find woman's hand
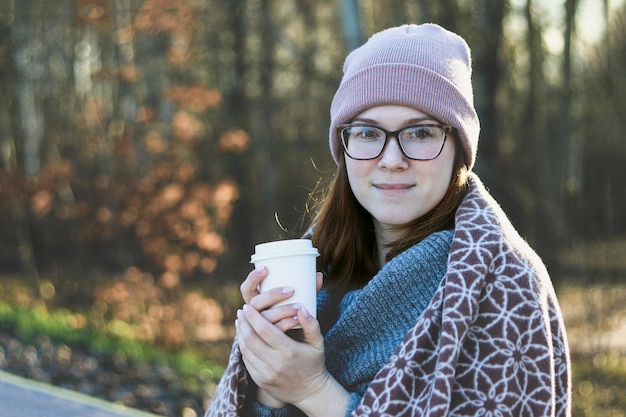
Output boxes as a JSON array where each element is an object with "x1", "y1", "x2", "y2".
[
  {"x1": 240, "y1": 267, "x2": 323, "y2": 332},
  {"x1": 236, "y1": 304, "x2": 349, "y2": 416},
  {"x1": 238, "y1": 267, "x2": 327, "y2": 409}
]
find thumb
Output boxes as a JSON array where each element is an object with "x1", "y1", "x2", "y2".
[{"x1": 297, "y1": 307, "x2": 323, "y2": 349}]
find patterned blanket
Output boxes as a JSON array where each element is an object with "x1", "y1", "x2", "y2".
[{"x1": 205, "y1": 173, "x2": 571, "y2": 417}]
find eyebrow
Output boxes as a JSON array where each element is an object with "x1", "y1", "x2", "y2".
[{"x1": 351, "y1": 116, "x2": 437, "y2": 125}]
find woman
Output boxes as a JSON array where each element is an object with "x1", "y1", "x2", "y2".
[{"x1": 206, "y1": 23, "x2": 571, "y2": 417}]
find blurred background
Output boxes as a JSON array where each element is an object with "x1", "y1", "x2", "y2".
[{"x1": 0, "y1": 0, "x2": 625, "y2": 416}]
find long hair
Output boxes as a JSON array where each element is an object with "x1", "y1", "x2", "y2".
[{"x1": 310, "y1": 133, "x2": 469, "y2": 290}]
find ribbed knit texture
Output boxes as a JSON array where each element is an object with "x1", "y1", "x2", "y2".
[
  {"x1": 243, "y1": 229, "x2": 453, "y2": 417},
  {"x1": 329, "y1": 24, "x2": 480, "y2": 169}
]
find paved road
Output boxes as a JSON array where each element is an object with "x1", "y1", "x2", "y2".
[{"x1": 0, "y1": 370, "x2": 160, "y2": 417}]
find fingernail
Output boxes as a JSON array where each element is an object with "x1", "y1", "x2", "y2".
[
  {"x1": 255, "y1": 266, "x2": 265, "y2": 274},
  {"x1": 237, "y1": 309, "x2": 242, "y2": 318},
  {"x1": 292, "y1": 303, "x2": 302, "y2": 310},
  {"x1": 243, "y1": 304, "x2": 250, "y2": 311},
  {"x1": 235, "y1": 319, "x2": 239, "y2": 328},
  {"x1": 300, "y1": 307, "x2": 311, "y2": 319},
  {"x1": 282, "y1": 286, "x2": 294, "y2": 294}
]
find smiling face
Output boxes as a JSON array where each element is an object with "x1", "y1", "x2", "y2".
[{"x1": 345, "y1": 105, "x2": 456, "y2": 244}]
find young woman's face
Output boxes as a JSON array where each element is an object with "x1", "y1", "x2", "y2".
[{"x1": 345, "y1": 105, "x2": 456, "y2": 235}]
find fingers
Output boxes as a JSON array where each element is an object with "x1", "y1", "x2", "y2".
[
  {"x1": 242, "y1": 268, "x2": 323, "y2": 306},
  {"x1": 253, "y1": 302, "x2": 301, "y2": 332},
  {"x1": 240, "y1": 303, "x2": 321, "y2": 352},
  {"x1": 249, "y1": 286, "x2": 295, "y2": 312},
  {"x1": 237, "y1": 304, "x2": 328, "y2": 407},
  {"x1": 297, "y1": 307, "x2": 324, "y2": 350},
  {"x1": 237, "y1": 311, "x2": 291, "y2": 401},
  {"x1": 238, "y1": 304, "x2": 288, "y2": 351},
  {"x1": 241, "y1": 268, "x2": 323, "y2": 334},
  {"x1": 236, "y1": 310, "x2": 268, "y2": 379},
  {"x1": 240, "y1": 266, "x2": 267, "y2": 304}
]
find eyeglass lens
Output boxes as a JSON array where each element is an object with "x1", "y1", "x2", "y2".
[{"x1": 341, "y1": 125, "x2": 446, "y2": 160}]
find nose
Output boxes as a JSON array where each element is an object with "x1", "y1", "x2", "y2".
[{"x1": 378, "y1": 136, "x2": 408, "y2": 170}]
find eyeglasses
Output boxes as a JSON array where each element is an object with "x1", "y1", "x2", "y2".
[{"x1": 339, "y1": 124, "x2": 452, "y2": 161}]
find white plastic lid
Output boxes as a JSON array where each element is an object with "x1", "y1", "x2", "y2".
[{"x1": 250, "y1": 239, "x2": 319, "y2": 263}]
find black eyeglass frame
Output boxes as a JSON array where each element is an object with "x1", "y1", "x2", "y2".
[{"x1": 338, "y1": 123, "x2": 454, "y2": 161}]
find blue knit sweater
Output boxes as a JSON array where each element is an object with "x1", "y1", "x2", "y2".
[{"x1": 243, "y1": 229, "x2": 453, "y2": 417}]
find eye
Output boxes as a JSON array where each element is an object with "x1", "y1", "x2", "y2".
[
  {"x1": 403, "y1": 126, "x2": 436, "y2": 139},
  {"x1": 402, "y1": 126, "x2": 433, "y2": 138},
  {"x1": 349, "y1": 126, "x2": 384, "y2": 141}
]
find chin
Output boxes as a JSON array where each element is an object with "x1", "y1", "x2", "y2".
[{"x1": 377, "y1": 215, "x2": 424, "y2": 229}]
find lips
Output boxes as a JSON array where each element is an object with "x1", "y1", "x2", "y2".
[{"x1": 374, "y1": 183, "x2": 415, "y2": 190}]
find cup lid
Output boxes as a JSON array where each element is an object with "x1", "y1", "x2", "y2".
[{"x1": 250, "y1": 239, "x2": 319, "y2": 263}]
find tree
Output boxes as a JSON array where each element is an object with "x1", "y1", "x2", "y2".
[{"x1": 0, "y1": 0, "x2": 624, "y2": 286}]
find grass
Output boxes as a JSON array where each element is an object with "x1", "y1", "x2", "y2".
[{"x1": 0, "y1": 301, "x2": 224, "y2": 382}]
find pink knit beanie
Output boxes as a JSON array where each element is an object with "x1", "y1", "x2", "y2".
[{"x1": 329, "y1": 23, "x2": 480, "y2": 169}]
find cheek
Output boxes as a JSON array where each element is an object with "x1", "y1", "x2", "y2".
[
  {"x1": 416, "y1": 149, "x2": 455, "y2": 204},
  {"x1": 345, "y1": 159, "x2": 371, "y2": 204},
  {"x1": 434, "y1": 158, "x2": 456, "y2": 201},
  {"x1": 345, "y1": 159, "x2": 365, "y2": 187},
  {"x1": 434, "y1": 168, "x2": 453, "y2": 201},
  {"x1": 434, "y1": 142, "x2": 456, "y2": 185}
]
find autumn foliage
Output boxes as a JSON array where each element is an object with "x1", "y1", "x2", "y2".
[{"x1": 0, "y1": 1, "x2": 254, "y2": 352}]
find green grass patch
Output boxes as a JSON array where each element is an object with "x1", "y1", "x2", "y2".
[{"x1": 0, "y1": 302, "x2": 224, "y2": 382}]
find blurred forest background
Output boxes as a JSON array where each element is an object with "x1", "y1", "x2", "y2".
[{"x1": 0, "y1": 0, "x2": 625, "y2": 416}]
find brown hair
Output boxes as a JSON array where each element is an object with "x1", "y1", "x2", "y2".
[{"x1": 309, "y1": 133, "x2": 469, "y2": 290}]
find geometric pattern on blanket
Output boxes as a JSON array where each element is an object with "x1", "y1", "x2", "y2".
[{"x1": 353, "y1": 174, "x2": 571, "y2": 416}]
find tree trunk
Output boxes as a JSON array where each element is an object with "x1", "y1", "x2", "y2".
[
  {"x1": 526, "y1": 0, "x2": 568, "y2": 270},
  {"x1": 473, "y1": 0, "x2": 505, "y2": 179},
  {"x1": 255, "y1": 0, "x2": 279, "y2": 239},
  {"x1": 340, "y1": 0, "x2": 362, "y2": 52},
  {"x1": 13, "y1": 0, "x2": 44, "y2": 177},
  {"x1": 564, "y1": 0, "x2": 582, "y2": 196},
  {"x1": 2, "y1": 0, "x2": 40, "y2": 284}
]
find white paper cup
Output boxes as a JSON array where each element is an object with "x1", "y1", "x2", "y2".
[{"x1": 250, "y1": 239, "x2": 319, "y2": 325}]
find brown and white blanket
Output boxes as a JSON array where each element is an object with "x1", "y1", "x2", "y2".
[{"x1": 205, "y1": 173, "x2": 571, "y2": 417}]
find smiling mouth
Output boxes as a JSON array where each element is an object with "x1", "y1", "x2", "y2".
[{"x1": 374, "y1": 183, "x2": 414, "y2": 190}]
